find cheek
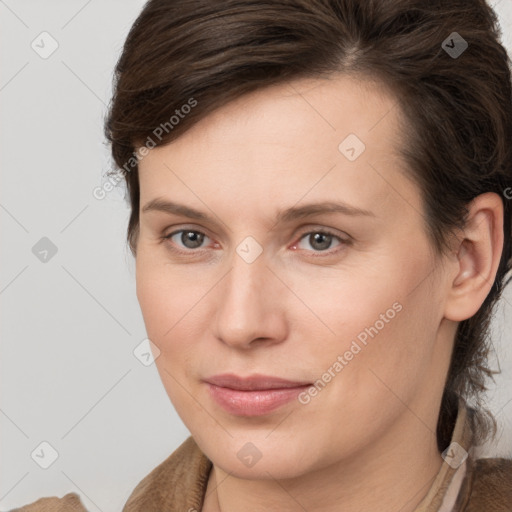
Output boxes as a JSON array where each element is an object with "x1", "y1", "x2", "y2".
[
  {"x1": 291, "y1": 252, "x2": 439, "y2": 391},
  {"x1": 135, "y1": 251, "x2": 187, "y2": 349},
  {"x1": 135, "y1": 249, "x2": 213, "y2": 370},
  {"x1": 135, "y1": 256, "x2": 202, "y2": 412},
  {"x1": 289, "y1": 267, "x2": 405, "y2": 353}
]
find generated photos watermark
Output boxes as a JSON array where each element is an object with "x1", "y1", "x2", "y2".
[
  {"x1": 93, "y1": 97, "x2": 197, "y2": 201},
  {"x1": 298, "y1": 301, "x2": 403, "y2": 404}
]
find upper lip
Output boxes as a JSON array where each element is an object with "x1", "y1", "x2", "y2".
[{"x1": 204, "y1": 373, "x2": 312, "y2": 391}]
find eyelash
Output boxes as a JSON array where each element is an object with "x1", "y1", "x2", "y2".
[{"x1": 161, "y1": 227, "x2": 350, "y2": 257}]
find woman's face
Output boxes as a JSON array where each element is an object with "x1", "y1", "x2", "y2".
[{"x1": 136, "y1": 75, "x2": 455, "y2": 479}]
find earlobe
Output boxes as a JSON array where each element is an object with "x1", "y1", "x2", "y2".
[{"x1": 444, "y1": 193, "x2": 504, "y2": 322}]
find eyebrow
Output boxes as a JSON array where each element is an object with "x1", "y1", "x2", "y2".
[{"x1": 142, "y1": 198, "x2": 375, "y2": 225}]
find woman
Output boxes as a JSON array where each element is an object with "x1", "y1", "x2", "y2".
[{"x1": 12, "y1": 0, "x2": 512, "y2": 510}]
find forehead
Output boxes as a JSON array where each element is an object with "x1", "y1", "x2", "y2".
[
  {"x1": 137, "y1": 74, "x2": 419, "y2": 225},
  {"x1": 163, "y1": 74, "x2": 402, "y2": 157}
]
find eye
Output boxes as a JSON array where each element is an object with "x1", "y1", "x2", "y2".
[
  {"x1": 162, "y1": 227, "x2": 349, "y2": 257},
  {"x1": 293, "y1": 229, "x2": 347, "y2": 254},
  {"x1": 163, "y1": 229, "x2": 212, "y2": 252}
]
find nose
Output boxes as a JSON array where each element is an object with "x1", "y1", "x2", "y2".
[{"x1": 213, "y1": 248, "x2": 288, "y2": 349}]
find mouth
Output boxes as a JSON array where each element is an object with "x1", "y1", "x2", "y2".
[{"x1": 203, "y1": 373, "x2": 312, "y2": 416}]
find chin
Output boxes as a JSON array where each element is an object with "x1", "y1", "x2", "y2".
[{"x1": 194, "y1": 429, "x2": 321, "y2": 480}]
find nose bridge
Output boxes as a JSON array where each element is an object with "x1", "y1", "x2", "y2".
[
  {"x1": 221, "y1": 245, "x2": 267, "y2": 320},
  {"x1": 214, "y1": 241, "x2": 283, "y2": 347}
]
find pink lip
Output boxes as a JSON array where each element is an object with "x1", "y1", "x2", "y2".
[{"x1": 203, "y1": 373, "x2": 312, "y2": 416}]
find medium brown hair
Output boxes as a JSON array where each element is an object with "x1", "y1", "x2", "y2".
[{"x1": 105, "y1": 0, "x2": 512, "y2": 450}]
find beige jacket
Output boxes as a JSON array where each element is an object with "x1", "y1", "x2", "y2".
[{"x1": 9, "y1": 404, "x2": 512, "y2": 511}]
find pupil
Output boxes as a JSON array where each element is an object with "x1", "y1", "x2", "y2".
[
  {"x1": 183, "y1": 231, "x2": 203, "y2": 248},
  {"x1": 312, "y1": 233, "x2": 331, "y2": 250}
]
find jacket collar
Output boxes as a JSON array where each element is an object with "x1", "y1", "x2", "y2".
[{"x1": 414, "y1": 400, "x2": 472, "y2": 511}]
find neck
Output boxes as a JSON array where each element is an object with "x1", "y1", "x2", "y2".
[{"x1": 203, "y1": 410, "x2": 444, "y2": 512}]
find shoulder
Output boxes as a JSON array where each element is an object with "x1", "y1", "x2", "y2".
[
  {"x1": 465, "y1": 457, "x2": 512, "y2": 511},
  {"x1": 7, "y1": 492, "x2": 88, "y2": 512},
  {"x1": 4, "y1": 438, "x2": 210, "y2": 512},
  {"x1": 122, "y1": 436, "x2": 212, "y2": 512}
]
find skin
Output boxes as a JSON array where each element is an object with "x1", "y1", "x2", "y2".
[{"x1": 135, "y1": 74, "x2": 503, "y2": 512}]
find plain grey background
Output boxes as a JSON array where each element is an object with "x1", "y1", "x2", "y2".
[{"x1": 1, "y1": 1, "x2": 511, "y2": 511}]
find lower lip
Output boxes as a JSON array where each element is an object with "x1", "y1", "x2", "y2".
[{"x1": 206, "y1": 383, "x2": 311, "y2": 416}]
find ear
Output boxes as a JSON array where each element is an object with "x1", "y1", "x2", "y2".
[{"x1": 443, "y1": 192, "x2": 504, "y2": 322}]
